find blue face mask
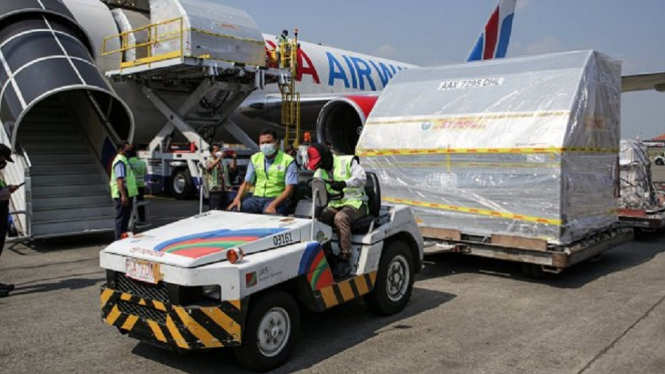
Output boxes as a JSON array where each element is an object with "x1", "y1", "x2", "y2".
[{"x1": 260, "y1": 143, "x2": 276, "y2": 156}]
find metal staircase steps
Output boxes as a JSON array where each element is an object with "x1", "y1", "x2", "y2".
[
  {"x1": 33, "y1": 204, "x2": 115, "y2": 222},
  {"x1": 17, "y1": 98, "x2": 116, "y2": 238},
  {"x1": 32, "y1": 183, "x2": 109, "y2": 197},
  {"x1": 31, "y1": 163, "x2": 100, "y2": 175},
  {"x1": 33, "y1": 194, "x2": 112, "y2": 209},
  {"x1": 29, "y1": 153, "x2": 97, "y2": 164},
  {"x1": 30, "y1": 217, "x2": 117, "y2": 238},
  {"x1": 21, "y1": 142, "x2": 90, "y2": 153}
]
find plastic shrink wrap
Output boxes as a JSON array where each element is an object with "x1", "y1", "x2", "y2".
[
  {"x1": 357, "y1": 51, "x2": 621, "y2": 245},
  {"x1": 619, "y1": 140, "x2": 661, "y2": 211},
  {"x1": 150, "y1": 0, "x2": 265, "y2": 66}
]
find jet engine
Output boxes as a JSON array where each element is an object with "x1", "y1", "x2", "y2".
[{"x1": 315, "y1": 95, "x2": 378, "y2": 155}]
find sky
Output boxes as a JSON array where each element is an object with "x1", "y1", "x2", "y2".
[{"x1": 218, "y1": 0, "x2": 665, "y2": 139}]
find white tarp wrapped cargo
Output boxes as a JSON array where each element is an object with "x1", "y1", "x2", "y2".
[
  {"x1": 150, "y1": 0, "x2": 266, "y2": 66},
  {"x1": 619, "y1": 139, "x2": 661, "y2": 210},
  {"x1": 357, "y1": 50, "x2": 621, "y2": 244}
]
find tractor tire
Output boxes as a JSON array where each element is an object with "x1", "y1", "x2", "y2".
[
  {"x1": 234, "y1": 291, "x2": 300, "y2": 372},
  {"x1": 364, "y1": 240, "x2": 415, "y2": 316}
]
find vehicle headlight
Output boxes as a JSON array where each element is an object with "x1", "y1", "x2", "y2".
[{"x1": 201, "y1": 285, "x2": 221, "y2": 300}]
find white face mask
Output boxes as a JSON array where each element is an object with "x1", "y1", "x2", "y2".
[
  {"x1": 260, "y1": 143, "x2": 276, "y2": 156},
  {"x1": 214, "y1": 151, "x2": 223, "y2": 158}
]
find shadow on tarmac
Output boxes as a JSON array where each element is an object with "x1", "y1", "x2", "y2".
[
  {"x1": 6, "y1": 231, "x2": 114, "y2": 254},
  {"x1": 10, "y1": 276, "x2": 104, "y2": 296},
  {"x1": 420, "y1": 229, "x2": 665, "y2": 289},
  {"x1": 5, "y1": 196, "x2": 200, "y2": 255},
  {"x1": 130, "y1": 287, "x2": 455, "y2": 373}
]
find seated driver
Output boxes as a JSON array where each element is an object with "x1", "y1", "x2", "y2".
[
  {"x1": 307, "y1": 143, "x2": 367, "y2": 277},
  {"x1": 228, "y1": 129, "x2": 297, "y2": 215}
]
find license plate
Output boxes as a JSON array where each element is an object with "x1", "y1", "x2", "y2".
[{"x1": 125, "y1": 259, "x2": 161, "y2": 284}]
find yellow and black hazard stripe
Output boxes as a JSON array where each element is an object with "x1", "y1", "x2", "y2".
[
  {"x1": 100, "y1": 287, "x2": 245, "y2": 350},
  {"x1": 313, "y1": 272, "x2": 377, "y2": 310}
]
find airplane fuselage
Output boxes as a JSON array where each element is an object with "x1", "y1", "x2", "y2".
[{"x1": 261, "y1": 33, "x2": 415, "y2": 94}]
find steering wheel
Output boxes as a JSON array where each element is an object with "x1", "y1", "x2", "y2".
[{"x1": 306, "y1": 178, "x2": 344, "y2": 201}]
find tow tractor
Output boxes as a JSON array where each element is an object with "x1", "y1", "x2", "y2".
[{"x1": 99, "y1": 173, "x2": 423, "y2": 371}]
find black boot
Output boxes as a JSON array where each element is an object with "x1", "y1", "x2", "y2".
[
  {"x1": 0, "y1": 283, "x2": 14, "y2": 291},
  {"x1": 332, "y1": 252, "x2": 352, "y2": 280}
]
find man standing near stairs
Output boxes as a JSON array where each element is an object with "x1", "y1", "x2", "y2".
[
  {"x1": 127, "y1": 147, "x2": 147, "y2": 225},
  {"x1": 110, "y1": 141, "x2": 138, "y2": 240},
  {"x1": 0, "y1": 144, "x2": 19, "y2": 297}
]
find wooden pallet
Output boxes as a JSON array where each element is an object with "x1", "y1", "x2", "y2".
[{"x1": 422, "y1": 225, "x2": 634, "y2": 272}]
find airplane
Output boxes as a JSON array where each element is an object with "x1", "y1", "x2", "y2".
[
  {"x1": 89, "y1": 0, "x2": 518, "y2": 155},
  {"x1": 241, "y1": 0, "x2": 518, "y2": 154}
]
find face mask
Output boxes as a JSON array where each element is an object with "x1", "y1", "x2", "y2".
[
  {"x1": 260, "y1": 143, "x2": 276, "y2": 156},
  {"x1": 214, "y1": 151, "x2": 223, "y2": 158}
]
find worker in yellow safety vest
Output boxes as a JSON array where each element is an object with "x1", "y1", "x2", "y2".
[
  {"x1": 127, "y1": 147, "x2": 147, "y2": 224},
  {"x1": 110, "y1": 141, "x2": 138, "y2": 240},
  {"x1": 276, "y1": 29, "x2": 290, "y2": 68},
  {"x1": 228, "y1": 129, "x2": 297, "y2": 215},
  {"x1": 307, "y1": 143, "x2": 367, "y2": 277},
  {"x1": 0, "y1": 143, "x2": 19, "y2": 298}
]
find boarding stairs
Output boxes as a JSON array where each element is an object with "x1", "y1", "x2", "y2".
[{"x1": 18, "y1": 97, "x2": 115, "y2": 238}]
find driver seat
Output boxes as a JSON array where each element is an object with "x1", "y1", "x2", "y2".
[{"x1": 351, "y1": 172, "x2": 381, "y2": 234}]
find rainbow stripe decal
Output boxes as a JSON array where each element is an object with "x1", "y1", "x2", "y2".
[
  {"x1": 299, "y1": 242, "x2": 335, "y2": 290},
  {"x1": 154, "y1": 228, "x2": 286, "y2": 259}
]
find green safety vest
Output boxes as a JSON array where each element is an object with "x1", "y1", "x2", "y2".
[
  {"x1": 206, "y1": 158, "x2": 231, "y2": 192},
  {"x1": 314, "y1": 155, "x2": 366, "y2": 210},
  {"x1": 276, "y1": 35, "x2": 289, "y2": 45},
  {"x1": 128, "y1": 156, "x2": 147, "y2": 188},
  {"x1": 251, "y1": 150, "x2": 293, "y2": 198},
  {"x1": 110, "y1": 154, "x2": 138, "y2": 199},
  {"x1": 0, "y1": 177, "x2": 6, "y2": 205}
]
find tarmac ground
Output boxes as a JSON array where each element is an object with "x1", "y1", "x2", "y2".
[{"x1": 0, "y1": 196, "x2": 664, "y2": 374}]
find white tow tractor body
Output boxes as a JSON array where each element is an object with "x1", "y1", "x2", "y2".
[{"x1": 99, "y1": 174, "x2": 423, "y2": 371}]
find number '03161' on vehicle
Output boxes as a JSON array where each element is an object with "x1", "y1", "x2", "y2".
[{"x1": 273, "y1": 232, "x2": 294, "y2": 246}]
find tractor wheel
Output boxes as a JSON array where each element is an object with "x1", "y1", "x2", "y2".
[
  {"x1": 234, "y1": 291, "x2": 300, "y2": 372},
  {"x1": 364, "y1": 240, "x2": 415, "y2": 316}
]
